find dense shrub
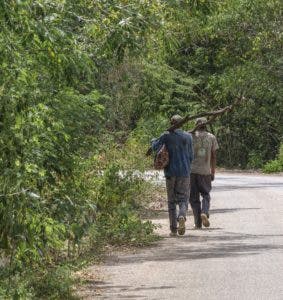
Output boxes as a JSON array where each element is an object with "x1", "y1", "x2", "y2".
[
  {"x1": 263, "y1": 144, "x2": 283, "y2": 173},
  {"x1": 0, "y1": 1, "x2": 161, "y2": 297}
]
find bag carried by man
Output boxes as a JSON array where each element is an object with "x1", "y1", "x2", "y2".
[{"x1": 154, "y1": 144, "x2": 169, "y2": 169}]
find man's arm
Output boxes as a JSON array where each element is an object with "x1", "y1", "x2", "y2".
[
  {"x1": 210, "y1": 135, "x2": 219, "y2": 181},
  {"x1": 210, "y1": 150, "x2": 216, "y2": 181},
  {"x1": 151, "y1": 134, "x2": 165, "y2": 152},
  {"x1": 189, "y1": 134, "x2": 194, "y2": 164}
]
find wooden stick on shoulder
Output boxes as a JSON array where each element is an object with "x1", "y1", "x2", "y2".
[{"x1": 145, "y1": 96, "x2": 245, "y2": 156}]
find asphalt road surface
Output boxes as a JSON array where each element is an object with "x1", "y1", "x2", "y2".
[{"x1": 81, "y1": 172, "x2": 283, "y2": 300}]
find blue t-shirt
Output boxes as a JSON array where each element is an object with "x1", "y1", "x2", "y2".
[{"x1": 151, "y1": 129, "x2": 194, "y2": 177}]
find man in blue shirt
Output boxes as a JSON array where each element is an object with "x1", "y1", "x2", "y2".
[{"x1": 151, "y1": 115, "x2": 194, "y2": 236}]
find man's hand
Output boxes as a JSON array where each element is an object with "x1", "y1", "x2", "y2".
[{"x1": 211, "y1": 173, "x2": 215, "y2": 181}]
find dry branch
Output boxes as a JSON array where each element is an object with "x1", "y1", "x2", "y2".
[{"x1": 146, "y1": 96, "x2": 244, "y2": 156}]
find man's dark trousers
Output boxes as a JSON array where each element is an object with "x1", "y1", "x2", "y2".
[{"x1": 189, "y1": 173, "x2": 212, "y2": 227}]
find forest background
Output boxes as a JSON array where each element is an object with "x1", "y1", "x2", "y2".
[{"x1": 0, "y1": 0, "x2": 282, "y2": 298}]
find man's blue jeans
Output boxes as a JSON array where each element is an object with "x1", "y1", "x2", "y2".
[{"x1": 166, "y1": 176, "x2": 190, "y2": 232}]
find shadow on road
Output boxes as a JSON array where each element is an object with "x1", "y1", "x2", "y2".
[
  {"x1": 86, "y1": 231, "x2": 283, "y2": 299},
  {"x1": 214, "y1": 182, "x2": 283, "y2": 192},
  {"x1": 209, "y1": 207, "x2": 260, "y2": 214},
  {"x1": 149, "y1": 207, "x2": 260, "y2": 220},
  {"x1": 104, "y1": 232, "x2": 283, "y2": 266},
  {"x1": 81, "y1": 281, "x2": 174, "y2": 299}
]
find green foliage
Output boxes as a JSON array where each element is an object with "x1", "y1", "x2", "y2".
[
  {"x1": 0, "y1": 270, "x2": 35, "y2": 299},
  {"x1": 98, "y1": 203, "x2": 158, "y2": 247},
  {"x1": 32, "y1": 266, "x2": 76, "y2": 300},
  {"x1": 83, "y1": 0, "x2": 164, "y2": 62},
  {"x1": 1, "y1": 0, "x2": 160, "y2": 297},
  {"x1": 263, "y1": 144, "x2": 283, "y2": 173},
  {"x1": 100, "y1": 0, "x2": 282, "y2": 168},
  {"x1": 159, "y1": 0, "x2": 282, "y2": 168},
  {"x1": 247, "y1": 151, "x2": 264, "y2": 169},
  {"x1": 263, "y1": 160, "x2": 283, "y2": 173},
  {"x1": 93, "y1": 160, "x2": 156, "y2": 213},
  {"x1": 0, "y1": 0, "x2": 282, "y2": 297},
  {"x1": 138, "y1": 63, "x2": 199, "y2": 118},
  {"x1": 81, "y1": 161, "x2": 159, "y2": 247},
  {"x1": 0, "y1": 265, "x2": 76, "y2": 300}
]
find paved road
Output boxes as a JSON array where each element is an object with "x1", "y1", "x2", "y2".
[{"x1": 81, "y1": 173, "x2": 283, "y2": 300}]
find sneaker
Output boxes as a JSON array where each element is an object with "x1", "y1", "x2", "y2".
[
  {"x1": 169, "y1": 231, "x2": 177, "y2": 237},
  {"x1": 201, "y1": 213, "x2": 210, "y2": 227},
  {"x1": 178, "y1": 216, "x2": 186, "y2": 235}
]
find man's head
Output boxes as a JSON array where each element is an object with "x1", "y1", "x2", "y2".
[
  {"x1": 195, "y1": 117, "x2": 207, "y2": 130},
  {"x1": 170, "y1": 114, "x2": 183, "y2": 125}
]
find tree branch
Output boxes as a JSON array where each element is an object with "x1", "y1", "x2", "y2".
[{"x1": 145, "y1": 96, "x2": 245, "y2": 156}]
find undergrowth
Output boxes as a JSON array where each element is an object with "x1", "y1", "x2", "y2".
[
  {"x1": 263, "y1": 144, "x2": 283, "y2": 173},
  {"x1": 0, "y1": 151, "x2": 158, "y2": 299}
]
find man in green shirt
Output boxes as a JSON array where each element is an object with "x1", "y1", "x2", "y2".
[{"x1": 189, "y1": 117, "x2": 219, "y2": 228}]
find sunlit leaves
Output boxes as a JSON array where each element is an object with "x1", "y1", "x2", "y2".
[{"x1": 0, "y1": 0, "x2": 104, "y2": 266}]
